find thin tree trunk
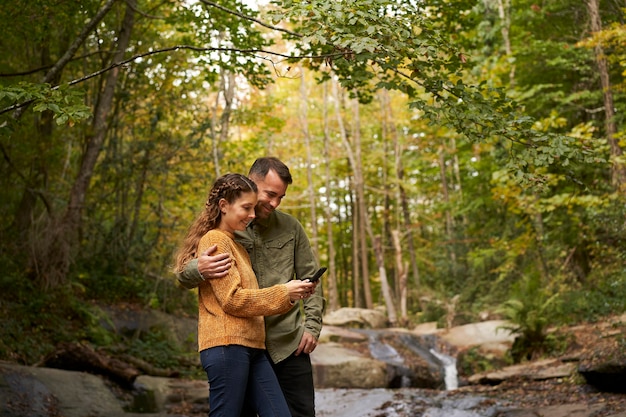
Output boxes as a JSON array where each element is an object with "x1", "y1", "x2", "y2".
[
  {"x1": 438, "y1": 146, "x2": 457, "y2": 272},
  {"x1": 586, "y1": 0, "x2": 625, "y2": 191},
  {"x1": 322, "y1": 81, "x2": 339, "y2": 311},
  {"x1": 350, "y1": 97, "x2": 373, "y2": 309},
  {"x1": 299, "y1": 64, "x2": 319, "y2": 259}
]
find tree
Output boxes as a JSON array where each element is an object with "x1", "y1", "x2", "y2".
[{"x1": 586, "y1": 0, "x2": 625, "y2": 191}]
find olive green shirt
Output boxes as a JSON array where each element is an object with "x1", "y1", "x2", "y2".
[{"x1": 178, "y1": 209, "x2": 325, "y2": 364}]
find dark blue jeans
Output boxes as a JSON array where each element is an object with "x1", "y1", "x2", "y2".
[
  {"x1": 200, "y1": 345, "x2": 291, "y2": 417},
  {"x1": 241, "y1": 352, "x2": 315, "y2": 417}
]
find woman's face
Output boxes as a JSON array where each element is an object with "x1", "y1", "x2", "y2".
[{"x1": 219, "y1": 191, "x2": 257, "y2": 233}]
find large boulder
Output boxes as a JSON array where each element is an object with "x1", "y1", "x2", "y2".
[
  {"x1": 310, "y1": 343, "x2": 388, "y2": 388},
  {"x1": 0, "y1": 361, "x2": 125, "y2": 417},
  {"x1": 323, "y1": 307, "x2": 387, "y2": 329},
  {"x1": 0, "y1": 361, "x2": 209, "y2": 417},
  {"x1": 437, "y1": 320, "x2": 515, "y2": 350}
]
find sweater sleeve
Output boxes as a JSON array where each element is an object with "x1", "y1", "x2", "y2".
[{"x1": 198, "y1": 234, "x2": 294, "y2": 318}]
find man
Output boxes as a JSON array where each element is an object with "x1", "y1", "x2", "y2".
[{"x1": 178, "y1": 157, "x2": 325, "y2": 417}]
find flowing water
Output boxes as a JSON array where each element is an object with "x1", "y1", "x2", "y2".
[{"x1": 430, "y1": 348, "x2": 459, "y2": 390}]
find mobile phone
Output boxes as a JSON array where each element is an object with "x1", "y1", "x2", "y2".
[{"x1": 308, "y1": 267, "x2": 327, "y2": 283}]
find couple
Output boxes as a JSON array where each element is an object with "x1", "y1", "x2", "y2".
[{"x1": 174, "y1": 157, "x2": 325, "y2": 417}]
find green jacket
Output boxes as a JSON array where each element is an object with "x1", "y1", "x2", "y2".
[{"x1": 178, "y1": 209, "x2": 325, "y2": 364}]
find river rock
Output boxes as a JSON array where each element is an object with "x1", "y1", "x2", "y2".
[
  {"x1": 132, "y1": 375, "x2": 208, "y2": 414},
  {"x1": 578, "y1": 359, "x2": 626, "y2": 393},
  {"x1": 467, "y1": 359, "x2": 577, "y2": 385}
]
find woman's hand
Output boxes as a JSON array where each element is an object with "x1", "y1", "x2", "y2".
[{"x1": 285, "y1": 280, "x2": 316, "y2": 303}]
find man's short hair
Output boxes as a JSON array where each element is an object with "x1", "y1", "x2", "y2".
[{"x1": 249, "y1": 157, "x2": 293, "y2": 185}]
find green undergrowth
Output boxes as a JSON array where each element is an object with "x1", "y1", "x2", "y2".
[{"x1": 0, "y1": 271, "x2": 201, "y2": 378}]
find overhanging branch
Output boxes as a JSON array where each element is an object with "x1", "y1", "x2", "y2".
[{"x1": 0, "y1": 45, "x2": 344, "y2": 117}]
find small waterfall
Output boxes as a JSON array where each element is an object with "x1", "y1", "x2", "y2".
[
  {"x1": 357, "y1": 330, "x2": 457, "y2": 389},
  {"x1": 430, "y1": 348, "x2": 458, "y2": 390},
  {"x1": 367, "y1": 334, "x2": 413, "y2": 387}
]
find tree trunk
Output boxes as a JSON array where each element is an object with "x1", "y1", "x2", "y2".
[
  {"x1": 496, "y1": 0, "x2": 515, "y2": 85},
  {"x1": 37, "y1": 0, "x2": 136, "y2": 287},
  {"x1": 210, "y1": 65, "x2": 236, "y2": 178},
  {"x1": 438, "y1": 146, "x2": 457, "y2": 274},
  {"x1": 351, "y1": 97, "x2": 373, "y2": 309},
  {"x1": 391, "y1": 230, "x2": 408, "y2": 324},
  {"x1": 379, "y1": 89, "x2": 421, "y2": 289},
  {"x1": 14, "y1": 0, "x2": 116, "y2": 282},
  {"x1": 322, "y1": 81, "x2": 339, "y2": 311},
  {"x1": 586, "y1": 0, "x2": 625, "y2": 191},
  {"x1": 374, "y1": 236, "x2": 397, "y2": 325}
]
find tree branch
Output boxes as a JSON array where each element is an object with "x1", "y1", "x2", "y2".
[
  {"x1": 0, "y1": 50, "x2": 117, "y2": 78},
  {"x1": 199, "y1": 0, "x2": 303, "y2": 38}
]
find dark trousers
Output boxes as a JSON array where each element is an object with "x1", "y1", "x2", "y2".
[
  {"x1": 200, "y1": 345, "x2": 291, "y2": 417},
  {"x1": 241, "y1": 352, "x2": 316, "y2": 417}
]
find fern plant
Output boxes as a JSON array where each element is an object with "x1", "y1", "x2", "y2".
[{"x1": 498, "y1": 291, "x2": 561, "y2": 363}]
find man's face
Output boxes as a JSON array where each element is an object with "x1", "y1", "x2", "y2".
[{"x1": 250, "y1": 169, "x2": 288, "y2": 219}]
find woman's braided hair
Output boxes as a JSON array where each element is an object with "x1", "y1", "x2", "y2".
[{"x1": 174, "y1": 173, "x2": 257, "y2": 273}]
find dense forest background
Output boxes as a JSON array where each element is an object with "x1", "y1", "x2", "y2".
[{"x1": 1, "y1": 0, "x2": 625, "y2": 371}]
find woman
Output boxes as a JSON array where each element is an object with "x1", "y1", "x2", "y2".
[{"x1": 174, "y1": 173, "x2": 314, "y2": 417}]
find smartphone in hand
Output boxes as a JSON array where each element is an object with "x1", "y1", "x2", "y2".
[{"x1": 308, "y1": 267, "x2": 327, "y2": 283}]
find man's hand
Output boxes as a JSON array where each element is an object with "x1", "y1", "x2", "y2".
[
  {"x1": 295, "y1": 331, "x2": 318, "y2": 356},
  {"x1": 198, "y1": 245, "x2": 231, "y2": 279}
]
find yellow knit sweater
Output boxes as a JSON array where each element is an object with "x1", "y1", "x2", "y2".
[{"x1": 196, "y1": 229, "x2": 294, "y2": 352}]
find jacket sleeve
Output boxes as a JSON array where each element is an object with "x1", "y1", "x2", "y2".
[
  {"x1": 176, "y1": 258, "x2": 205, "y2": 289},
  {"x1": 294, "y1": 222, "x2": 326, "y2": 339}
]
